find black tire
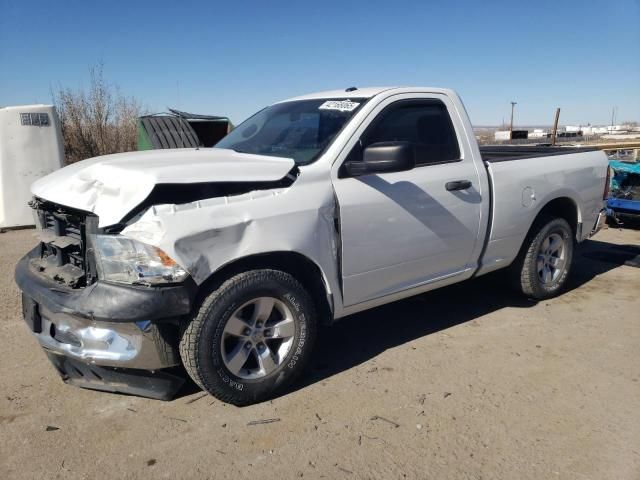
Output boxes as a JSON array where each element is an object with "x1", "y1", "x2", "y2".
[
  {"x1": 179, "y1": 269, "x2": 317, "y2": 406},
  {"x1": 511, "y1": 216, "x2": 574, "y2": 300}
]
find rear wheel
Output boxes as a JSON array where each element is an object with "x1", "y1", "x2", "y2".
[
  {"x1": 512, "y1": 216, "x2": 574, "y2": 299},
  {"x1": 179, "y1": 269, "x2": 316, "y2": 406}
]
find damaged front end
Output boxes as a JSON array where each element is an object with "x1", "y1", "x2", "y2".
[
  {"x1": 16, "y1": 199, "x2": 197, "y2": 400},
  {"x1": 16, "y1": 131, "x2": 339, "y2": 402},
  {"x1": 607, "y1": 160, "x2": 640, "y2": 222},
  {"x1": 16, "y1": 166, "x2": 309, "y2": 400}
]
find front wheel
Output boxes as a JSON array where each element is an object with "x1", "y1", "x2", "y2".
[
  {"x1": 179, "y1": 269, "x2": 316, "y2": 406},
  {"x1": 512, "y1": 216, "x2": 574, "y2": 300}
]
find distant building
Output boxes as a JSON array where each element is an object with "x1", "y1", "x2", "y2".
[
  {"x1": 558, "y1": 131, "x2": 582, "y2": 138},
  {"x1": 606, "y1": 125, "x2": 629, "y2": 134},
  {"x1": 529, "y1": 129, "x2": 549, "y2": 138},
  {"x1": 551, "y1": 125, "x2": 638, "y2": 136},
  {"x1": 495, "y1": 130, "x2": 528, "y2": 140}
]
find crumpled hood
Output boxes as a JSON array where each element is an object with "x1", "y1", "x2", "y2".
[{"x1": 31, "y1": 148, "x2": 295, "y2": 227}]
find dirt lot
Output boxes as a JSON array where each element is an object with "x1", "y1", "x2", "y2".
[{"x1": 1, "y1": 226, "x2": 639, "y2": 479}]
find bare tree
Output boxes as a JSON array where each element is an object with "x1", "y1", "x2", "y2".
[{"x1": 53, "y1": 63, "x2": 144, "y2": 164}]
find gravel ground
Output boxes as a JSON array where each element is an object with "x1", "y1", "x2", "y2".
[{"x1": 1, "y1": 226, "x2": 639, "y2": 480}]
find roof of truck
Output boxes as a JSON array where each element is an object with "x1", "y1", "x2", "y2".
[
  {"x1": 279, "y1": 86, "x2": 453, "y2": 103},
  {"x1": 281, "y1": 87, "x2": 397, "y2": 102}
]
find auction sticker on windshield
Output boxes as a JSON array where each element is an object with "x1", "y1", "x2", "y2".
[{"x1": 318, "y1": 100, "x2": 360, "y2": 112}]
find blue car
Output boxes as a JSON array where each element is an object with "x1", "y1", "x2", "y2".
[{"x1": 607, "y1": 160, "x2": 640, "y2": 221}]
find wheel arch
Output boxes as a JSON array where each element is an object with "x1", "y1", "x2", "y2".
[
  {"x1": 531, "y1": 196, "x2": 580, "y2": 239},
  {"x1": 509, "y1": 196, "x2": 580, "y2": 268},
  {"x1": 196, "y1": 251, "x2": 334, "y2": 324}
]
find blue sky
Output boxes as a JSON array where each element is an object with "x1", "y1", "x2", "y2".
[{"x1": 1, "y1": 0, "x2": 638, "y2": 126}]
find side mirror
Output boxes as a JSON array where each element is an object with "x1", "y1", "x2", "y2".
[{"x1": 344, "y1": 141, "x2": 415, "y2": 177}]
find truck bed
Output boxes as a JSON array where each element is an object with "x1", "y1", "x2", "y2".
[
  {"x1": 477, "y1": 147, "x2": 608, "y2": 276},
  {"x1": 480, "y1": 145, "x2": 599, "y2": 162}
]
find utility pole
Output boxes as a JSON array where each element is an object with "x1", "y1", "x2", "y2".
[
  {"x1": 551, "y1": 107, "x2": 561, "y2": 146},
  {"x1": 509, "y1": 101, "x2": 517, "y2": 142}
]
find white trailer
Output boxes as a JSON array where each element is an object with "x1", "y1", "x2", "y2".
[{"x1": 0, "y1": 105, "x2": 64, "y2": 228}]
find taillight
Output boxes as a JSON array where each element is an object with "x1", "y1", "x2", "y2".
[{"x1": 603, "y1": 165, "x2": 611, "y2": 200}]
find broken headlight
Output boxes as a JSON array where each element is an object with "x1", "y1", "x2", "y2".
[{"x1": 93, "y1": 235, "x2": 189, "y2": 286}]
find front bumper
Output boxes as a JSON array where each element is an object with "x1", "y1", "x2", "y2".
[
  {"x1": 24, "y1": 300, "x2": 180, "y2": 370},
  {"x1": 15, "y1": 247, "x2": 196, "y2": 399}
]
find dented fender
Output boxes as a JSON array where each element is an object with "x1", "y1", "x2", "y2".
[{"x1": 121, "y1": 166, "x2": 343, "y2": 316}]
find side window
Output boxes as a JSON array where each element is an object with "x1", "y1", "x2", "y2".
[{"x1": 363, "y1": 100, "x2": 461, "y2": 165}]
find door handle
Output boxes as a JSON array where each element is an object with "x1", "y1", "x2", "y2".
[{"x1": 445, "y1": 180, "x2": 472, "y2": 191}]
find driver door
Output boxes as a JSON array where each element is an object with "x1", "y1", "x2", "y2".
[{"x1": 332, "y1": 94, "x2": 483, "y2": 307}]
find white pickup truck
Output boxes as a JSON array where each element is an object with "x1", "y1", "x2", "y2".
[{"x1": 15, "y1": 87, "x2": 608, "y2": 405}]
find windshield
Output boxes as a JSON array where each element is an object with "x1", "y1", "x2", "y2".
[{"x1": 214, "y1": 98, "x2": 367, "y2": 165}]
